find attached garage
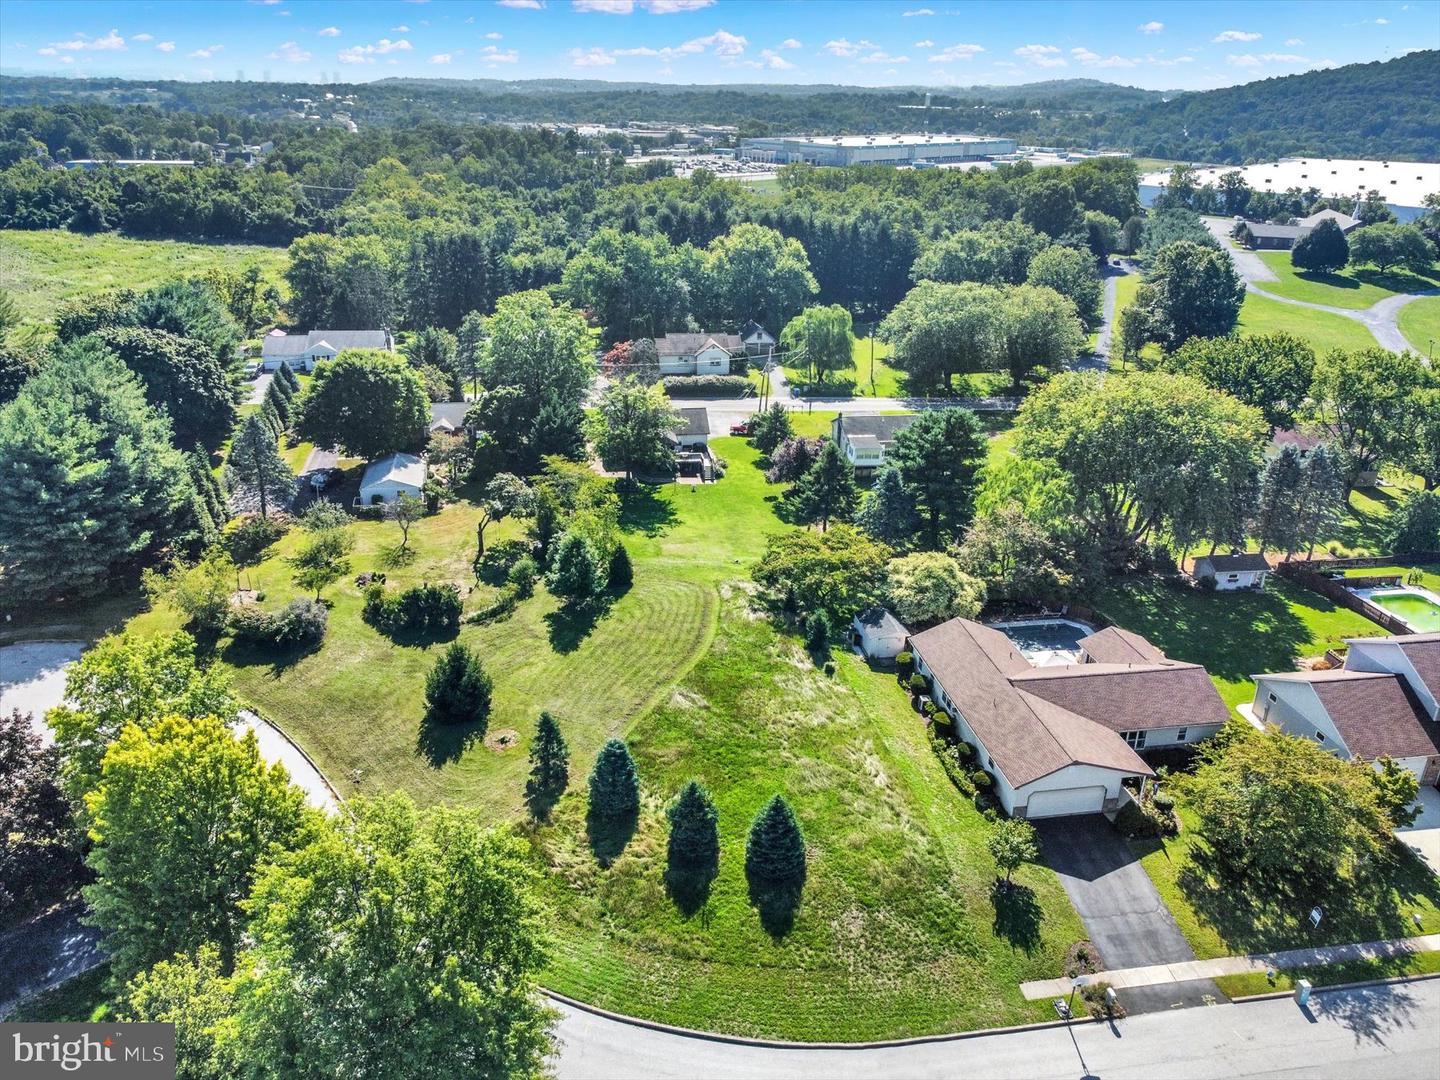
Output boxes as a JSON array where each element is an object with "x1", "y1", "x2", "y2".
[{"x1": 1023, "y1": 785, "x2": 1108, "y2": 819}]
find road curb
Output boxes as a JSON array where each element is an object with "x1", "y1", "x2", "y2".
[
  {"x1": 1225, "y1": 969, "x2": 1440, "y2": 1002},
  {"x1": 239, "y1": 706, "x2": 346, "y2": 811},
  {"x1": 542, "y1": 988, "x2": 1097, "y2": 1049}
]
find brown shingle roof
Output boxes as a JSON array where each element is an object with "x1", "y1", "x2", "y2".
[
  {"x1": 1393, "y1": 637, "x2": 1440, "y2": 704},
  {"x1": 1306, "y1": 671, "x2": 1440, "y2": 760},
  {"x1": 1078, "y1": 626, "x2": 1167, "y2": 666},
  {"x1": 1011, "y1": 663, "x2": 1232, "y2": 732}
]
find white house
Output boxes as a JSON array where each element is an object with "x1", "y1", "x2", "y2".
[
  {"x1": 655, "y1": 333, "x2": 741, "y2": 377},
  {"x1": 429, "y1": 402, "x2": 470, "y2": 435},
  {"x1": 1193, "y1": 553, "x2": 1270, "y2": 591},
  {"x1": 830, "y1": 414, "x2": 917, "y2": 473},
  {"x1": 668, "y1": 407, "x2": 710, "y2": 451},
  {"x1": 356, "y1": 453, "x2": 426, "y2": 506},
  {"x1": 261, "y1": 329, "x2": 395, "y2": 373},
  {"x1": 852, "y1": 607, "x2": 908, "y2": 662},
  {"x1": 907, "y1": 619, "x2": 1230, "y2": 818},
  {"x1": 1249, "y1": 632, "x2": 1440, "y2": 785},
  {"x1": 740, "y1": 319, "x2": 776, "y2": 358}
]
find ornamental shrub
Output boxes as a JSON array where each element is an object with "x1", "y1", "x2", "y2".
[
  {"x1": 971, "y1": 769, "x2": 994, "y2": 790},
  {"x1": 228, "y1": 598, "x2": 327, "y2": 649},
  {"x1": 588, "y1": 738, "x2": 640, "y2": 820},
  {"x1": 423, "y1": 642, "x2": 492, "y2": 728}
]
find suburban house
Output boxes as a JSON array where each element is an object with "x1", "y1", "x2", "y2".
[
  {"x1": 740, "y1": 320, "x2": 777, "y2": 358},
  {"x1": 907, "y1": 619, "x2": 1231, "y2": 818},
  {"x1": 1237, "y1": 222, "x2": 1311, "y2": 250},
  {"x1": 261, "y1": 328, "x2": 395, "y2": 372},
  {"x1": 1249, "y1": 632, "x2": 1440, "y2": 785},
  {"x1": 1296, "y1": 208, "x2": 1362, "y2": 233},
  {"x1": 656, "y1": 333, "x2": 742, "y2": 377},
  {"x1": 1192, "y1": 553, "x2": 1271, "y2": 591},
  {"x1": 429, "y1": 402, "x2": 471, "y2": 435},
  {"x1": 668, "y1": 407, "x2": 710, "y2": 451},
  {"x1": 357, "y1": 453, "x2": 427, "y2": 506},
  {"x1": 831, "y1": 414, "x2": 917, "y2": 473},
  {"x1": 1077, "y1": 626, "x2": 1167, "y2": 665},
  {"x1": 852, "y1": 607, "x2": 908, "y2": 662}
]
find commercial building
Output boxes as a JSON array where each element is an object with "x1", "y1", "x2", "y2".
[{"x1": 739, "y1": 133, "x2": 1016, "y2": 167}]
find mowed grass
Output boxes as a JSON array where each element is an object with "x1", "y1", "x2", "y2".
[
  {"x1": 781, "y1": 336, "x2": 1010, "y2": 400},
  {"x1": 0, "y1": 228, "x2": 289, "y2": 331},
  {"x1": 1095, "y1": 576, "x2": 1384, "y2": 711},
  {"x1": 1256, "y1": 251, "x2": 1439, "y2": 310},
  {"x1": 531, "y1": 590, "x2": 1085, "y2": 1040},
  {"x1": 1236, "y1": 289, "x2": 1379, "y2": 352},
  {"x1": 1213, "y1": 949, "x2": 1440, "y2": 998},
  {"x1": 1398, "y1": 295, "x2": 1440, "y2": 356},
  {"x1": 1341, "y1": 562, "x2": 1440, "y2": 589}
]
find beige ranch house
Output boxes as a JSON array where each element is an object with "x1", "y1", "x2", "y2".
[
  {"x1": 656, "y1": 333, "x2": 742, "y2": 377},
  {"x1": 260, "y1": 329, "x2": 395, "y2": 373}
]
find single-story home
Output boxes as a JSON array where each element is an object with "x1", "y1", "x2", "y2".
[
  {"x1": 356, "y1": 453, "x2": 426, "y2": 506},
  {"x1": 429, "y1": 401, "x2": 470, "y2": 435},
  {"x1": 1077, "y1": 626, "x2": 1167, "y2": 665},
  {"x1": 1193, "y1": 553, "x2": 1271, "y2": 591},
  {"x1": 852, "y1": 607, "x2": 908, "y2": 661},
  {"x1": 831, "y1": 413, "x2": 917, "y2": 473},
  {"x1": 261, "y1": 328, "x2": 395, "y2": 372},
  {"x1": 667, "y1": 407, "x2": 710, "y2": 451},
  {"x1": 1249, "y1": 631, "x2": 1440, "y2": 785},
  {"x1": 740, "y1": 319, "x2": 777, "y2": 358},
  {"x1": 907, "y1": 619, "x2": 1230, "y2": 818},
  {"x1": 1296, "y1": 208, "x2": 1361, "y2": 233},
  {"x1": 656, "y1": 333, "x2": 742, "y2": 377},
  {"x1": 1238, "y1": 222, "x2": 1311, "y2": 251}
]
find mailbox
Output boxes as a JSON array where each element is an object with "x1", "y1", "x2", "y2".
[{"x1": 1295, "y1": 979, "x2": 1313, "y2": 1006}]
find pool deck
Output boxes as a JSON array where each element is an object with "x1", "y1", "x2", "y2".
[
  {"x1": 1348, "y1": 584, "x2": 1440, "y2": 633},
  {"x1": 987, "y1": 617, "x2": 1095, "y2": 668}
]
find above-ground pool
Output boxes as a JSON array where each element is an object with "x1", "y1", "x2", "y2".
[
  {"x1": 988, "y1": 618, "x2": 1094, "y2": 666},
  {"x1": 1355, "y1": 586, "x2": 1440, "y2": 633}
]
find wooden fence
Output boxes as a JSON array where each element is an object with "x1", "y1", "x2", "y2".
[{"x1": 1274, "y1": 563, "x2": 1415, "y2": 636}]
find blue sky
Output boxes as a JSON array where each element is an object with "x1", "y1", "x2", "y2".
[{"x1": 2, "y1": 0, "x2": 1435, "y2": 90}]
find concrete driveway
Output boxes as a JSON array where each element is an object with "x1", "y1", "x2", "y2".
[
  {"x1": 1397, "y1": 785, "x2": 1440, "y2": 876},
  {"x1": 1035, "y1": 815, "x2": 1222, "y2": 1011},
  {"x1": 0, "y1": 640, "x2": 86, "y2": 743}
]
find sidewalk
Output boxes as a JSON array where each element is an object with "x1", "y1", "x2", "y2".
[{"x1": 1020, "y1": 933, "x2": 1440, "y2": 1000}]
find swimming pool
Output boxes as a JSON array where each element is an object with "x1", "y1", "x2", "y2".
[
  {"x1": 1358, "y1": 587, "x2": 1440, "y2": 633},
  {"x1": 988, "y1": 618, "x2": 1093, "y2": 667}
]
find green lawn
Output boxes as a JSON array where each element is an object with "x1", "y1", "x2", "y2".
[
  {"x1": 0, "y1": 228, "x2": 289, "y2": 332},
  {"x1": 1095, "y1": 576, "x2": 1385, "y2": 711},
  {"x1": 1341, "y1": 562, "x2": 1440, "y2": 589},
  {"x1": 1213, "y1": 949, "x2": 1440, "y2": 998},
  {"x1": 1235, "y1": 290, "x2": 1379, "y2": 353},
  {"x1": 1255, "y1": 251, "x2": 1440, "y2": 310},
  {"x1": 1397, "y1": 295, "x2": 1440, "y2": 357},
  {"x1": 781, "y1": 336, "x2": 1010, "y2": 400}
]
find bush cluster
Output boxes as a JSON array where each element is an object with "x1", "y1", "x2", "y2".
[
  {"x1": 228, "y1": 598, "x2": 328, "y2": 649},
  {"x1": 362, "y1": 581, "x2": 462, "y2": 637},
  {"x1": 1113, "y1": 796, "x2": 1178, "y2": 838},
  {"x1": 929, "y1": 728, "x2": 976, "y2": 797},
  {"x1": 467, "y1": 585, "x2": 520, "y2": 626},
  {"x1": 661, "y1": 374, "x2": 750, "y2": 398}
]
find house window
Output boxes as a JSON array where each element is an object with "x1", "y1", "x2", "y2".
[
  {"x1": 1315, "y1": 731, "x2": 1326, "y2": 742},
  {"x1": 987, "y1": 756, "x2": 994, "y2": 770},
  {"x1": 1122, "y1": 730, "x2": 1147, "y2": 749},
  {"x1": 1268, "y1": 692, "x2": 1277, "y2": 703},
  {"x1": 1176, "y1": 727, "x2": 1187, "y2": 742}
]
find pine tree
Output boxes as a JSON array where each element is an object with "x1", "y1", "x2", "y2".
[
  {"x1": 744, "y1": 794, "x2": 806, "y2": 890},
  {"x1": 608, "y1": 543, "x2": 633, "y2": 591},
  {"x1": 805, "y1": 610, "x2": 832, "y2": 652},
  {"x1": 854, "y1": 465, "x2": 921, "y2": 547},
  {"x1": 526, "y1": 711, "x2": 569, "y2": 813},
  {"x1": 423, "y1": 643, "x2": 492, "y2": 728},
  {"x1": 666, "y1": 779, "x2": 719, "y2": 886},
  {"x1": 792, "y1": 440, "x2": 859, "y2": 532},
  {"x1": 187, "y1": 449, "x2": 229, "y2": 534},
  {"x1": 277, "y1": 361, "x2": 301, "y2": 393},
  {"x1": 1297, "y1": 445, "x2": 1345, "y2": 559},
  {"x1": 547, "y1": 531, "x2": 603, "y2": 608},
  {"x1": 1254, "y1": 447, "x2": 1304, "y2": 557},
  {"x1": 228, "y1": 411, "x2": 294, "y2": 518},
  {"x1": 588, "y1": 738, "x2": 639, "y2": 820},
  {"x1": 264, "y1": 376, "x2": 292, "y2": 428}
]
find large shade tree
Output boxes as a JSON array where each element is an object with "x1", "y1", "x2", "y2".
[
  {"x1": 586, "y1": 377, "x2": 683, "y2": 483},
  {"x1": 562, "y1": 228, "x2": 693, "y2": 342},
  {"x1": 90, "y1": 326, "x2": 239, "y2": 451},
  {"x1": 878, "y1": 281, "x2": 1006, "y2": 392},
  {"x1": 1162, "y1": 332, "x2": 1316, "y2": 433},
  {"x1": 780, "y1": 304, "x2": 854, "y2": 385},
  {"x1": 700, "y1": 223, "x2": 818, "y2": 330},
  {"x1": 1135, "y1": 240, "x2": 1245, "y2": 350},
  {"x1": 296, "y1": 349, "x2": 429, "y2": 462},
  {"x1": 1309, "y1": 347, "x2": 1427, "y2": 490}
]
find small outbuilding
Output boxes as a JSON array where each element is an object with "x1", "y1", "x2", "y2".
[
  {"x1": 852, "y1": 607, "x2": 909, "y2": 662},
  {"x1": 357, "y1": 453, "x2": 426, "y2": 506},
  {"x1": 1193, "y1": 553, "x2": 1270, "y2": 591}
]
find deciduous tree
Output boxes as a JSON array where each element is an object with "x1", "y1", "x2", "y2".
[
  {"x1": 884, "y1": 552, "x2": 985, "y2": 627},
  {"x1": 587, "y1": 377, "x2": 682, "y2": 483},
  {"x1": 296, "y1": 350, "x2": 428, "y2": 462},
  {"x1": 988, "y1": 818, "x2": 1039, "y2": 884},
  {"x1": 751, "y1": 524, "x2": 892, "y2": 623}
]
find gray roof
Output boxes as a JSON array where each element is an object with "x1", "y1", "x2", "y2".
[
  {"x1": 855, "y1": 606, "x2": 907, "y2": 637},
  {"x1": 262, "y1": 329, "x2": 392, "y2": 358},
  {"x1": 429, "y1": 402, "x2": 470, "y2": 431},
  {"x1": 359, "y1": 452, "x2": 426, "y2": 492},
  {"x1": 1195, "y1": 553, "x2": 1271, "y2": 574},
  {"x1": 656, "y1": 333, "x2": 742, "y2": 356},
  {"x1": 740, "y1": 319, "x2": 774, "y2": 343},
  {"x1": 832, "y1": 413, "x2": 917, "y2": 447},
  {"x1": 1297, "y1": 208, "x2": 1360, "y2": 231},
  {"x1": 1244, "y1": 223, "x2": 1310, "y2": 240},
  {"x1": 673, "y1": 407, "x2": 710, "y2": 438}
]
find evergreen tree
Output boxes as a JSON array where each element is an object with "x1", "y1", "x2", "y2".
[
  {"x1": 792, "y1": 440, "x2": 859, "y2": 531},
  {"x1": 423, "y1": 643, "x2": 492, "y2": 729},
  {"x1": 263, "y1": 375, "x2": 292, "y2": 428},
  {"x1": 526, "y1": 711, "x2": 569, "y2": 815},
  {"x1": 1296, "y1": 445, "x2": 1346, "y2": 559},
  {"x1": 1254, "y1": 447, "x2": 1304, "y2": 557},
  {"x1": 277, "y1": 360, "x2": 301, "y2": 393},
  {"x1": 608, "y1": 543, "x2": 633, "y2": 591},
  {"x1": 749, "y1": 403, "x2": 794, "y2": 454},
  {"x1": 666, "y1": 780, "x2": 719, "y2": 895},
  {"x1": 889, "y1": 408, "x2": 988, "y2": 549},
  {"x1": 745, "y1": 795, "x2": 806, "y2": 891},
  {"x1": 853, "y1": 465, "x2": 921, "y2": 547},
  {"x1": 804, "y1": 609, "x2": 832, "y2": 652},
  {"x1": 227, "y1": 411, "x2": 294, "y2": 519},
  {"x1": 547, "y1": 531, "x2": 603, "y2": 608},
  {"x1": 588, "y1": 738, "x2": 640, "y2": 820}
]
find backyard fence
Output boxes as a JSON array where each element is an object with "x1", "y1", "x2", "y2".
[{"x1": 1274, "y1": 562, "x2": 1415, "y2": 636}]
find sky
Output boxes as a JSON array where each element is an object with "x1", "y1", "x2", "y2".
[{"x1": 1, "y1": 0, "x2": 1436, "y2": 91}]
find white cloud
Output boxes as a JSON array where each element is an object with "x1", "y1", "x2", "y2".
[
  {"x1": 188, "y1": 44, "x2": 224, "y2": 59},
  {"x1": 497, "y1": 0, "x2": 543, "y2": 8},
  {"x1": 823, "y1": 37, "x2": 878, "y2": 58},
  {"x1": 914, "y1": 39, "x2": 934, "y2": 48},
  {"x1": 1145, "y1": 54, "x2": 1194, "y2": 66},
  {"x1": 1213, "y1": 29, "x2": 1261, "y2": 42},
  {"x1": 338, "y1": 38, "x2": 412, "y2": 64},
  {"x1": 47, "y1": 28, "x2": 128, "y2": 52},
  {"x1": 1072, "y1": 46, "x2": 1139, "y2": 68},
  {"x1": 860, "y1": 50, "x2": 909, "y2": 64},
  {"x1": 779, "y1": 38, "x2": 801, "y2": 49},
  {"x1": 1374, "y1": 17, "x2": 1390, "y2": 24},
  {"x1": 757, "y1": 48, "x2": 794, "y2": 69},
  {"x1": 392, "y1": 25, "x2": 410, "y2": 32},
  {"x1": 1014, "y1": 43, "x2": 1066, "y2": 67},
  {"x1": 318, "y1": 26, "x2": 340, "y2": 37},
  {"x1": 1139, "y1": 20, "x2": 1163, "y2": 34},
  {"x1": 155, "y1": 41, "x2": 176, "y2": 52},
  {"x1": 928, "y1": 42, "x2": 984, "y2": 63},
  {"x1": 569, "y1": 46, "x2": 616, "y2": 66},
  {"x1": 1285, "y1": 37, "x2": 1304, "y2": 46},
  {"x1": 131, "y1": 32, "x2": 153, "y2": 42},
  {"x1": 37, "y1": 47, "x2": 56, "y2": 55},
  {"x1": 486, "y1": 31, "x2": 504, "y2": 39},
  {"x1": 902, "y1": 6, "x2": 935, "y2": 14},
  {"x1": 58, "y1": 55, "x2": 73, "y2": 64},
  {"x1": 639, "y1": 0, "x2": 717, "y2": 11},
  {"x1": 573, "y1": 0, "x2": 633, "y2": 11},
  {"x1": 1071, "y1": 47, "x2": 1100, "y2": 62},
  {"x1": 685, "y1": 29, "x2": 745, "y2": 56},
  {"x1": 480, "y1": 44, "x2": 519, "y2": 62},
  {"x1": 268, "y1": 41, "x2": 312, "y2": 62},
  {"x1": 430, "y1": 52, "x2": 453, "y2": 63}
]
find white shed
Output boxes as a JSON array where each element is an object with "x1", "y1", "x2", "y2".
[
  {"x1": 1193, "y1": 553, "x2": 1270, "y2": 591},
  {"x1": 357, "y1": 453, "x2": 426, "y2": 506},
  {"x1": 852, "y1": 607, "x2": 908, "y2": 661}
]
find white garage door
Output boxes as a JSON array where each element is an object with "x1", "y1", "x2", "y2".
[{"x1": 1024, "y1": 786, "x2": 1107, "y2": 819}]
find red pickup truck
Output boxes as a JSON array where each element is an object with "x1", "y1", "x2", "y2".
[{"x1": 729, "y1": 420, "x2": 753, "y2": 436}]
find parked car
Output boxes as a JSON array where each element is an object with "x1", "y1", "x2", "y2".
[
  {"x1": 729, "y1": 420, "x2": 752, "y2": 436},
  {"x1": 308, "y1": 467, "x2": 342, "y2": 491}
]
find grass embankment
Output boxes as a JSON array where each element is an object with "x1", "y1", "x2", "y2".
[
  {"x1": 0, "y1": 229, "x2": 288, "y2": 333},
  {"x1": 1255, "y1": 252, "x2": 1439, "y2": 310},
  {"x1": 1398, "y1": 295, "x2": 1440, "y2": 357},
  {"x1": 1213, "y1": 950, "x2": 1440, "y2": 998}
]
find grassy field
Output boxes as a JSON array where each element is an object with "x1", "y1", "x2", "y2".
[
  {"x1": 780, "y1": 335, "x2": 1011, "y2": 400},
  {"x1": 1095, "y1": 576, "x2": 1385, "y2": 711},
  {"x1": 1398, "y1": 295, "x2": 1440, "y2": 357},
  {"x1": 1235, "y1": 290, "x2": 1379, "y2": 353},
  {"x1": 1255, "y1": 252, "x2": 1439, "y2": 310},
  {"x1": 1212, "y1": 949, "x2": 1440, "y2": 998},
  {"x1": 0, "y1": 228, "x2": 288, "y2": 331},
  {"x1": 1340, "y1": 562, "x2": 1440, "y2": 589}
]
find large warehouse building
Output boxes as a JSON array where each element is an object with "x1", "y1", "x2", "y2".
[{"x1": 739, "y1": 133, "x2": 1017, "y2": 167}]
